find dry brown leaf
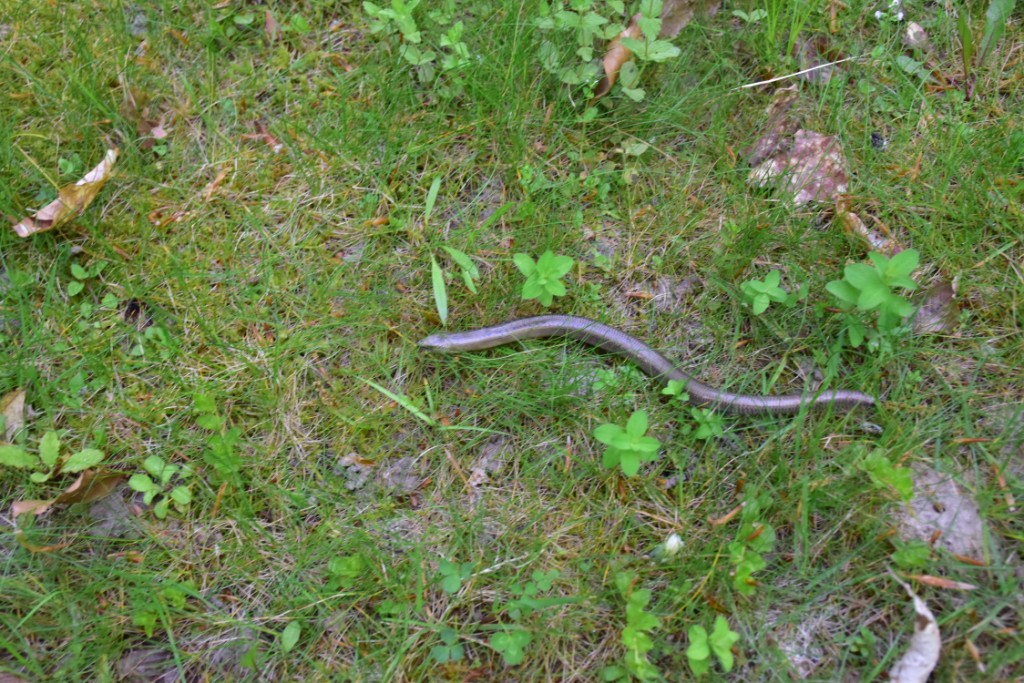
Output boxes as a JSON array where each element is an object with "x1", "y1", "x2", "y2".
[
  {"x1": 593, "y1": 16, "x2": 642, "y2": 99},
  {"x1": 202, "y1": 168, "x2": 230, "y2": 201},
  {"x1": 912, "y1": 280, "x2": 958, "y2": 335},
  {"x1": 903, "y1": 22, "x2": 931, "y2": 52},
  {"x1": 241, "y1": 121, "x2": 284, "y2": 154},
  {"x1": 594, "y1": 1, "x2": 720, "y2": 99},
  {"x1": 659, "y1": 0, "x2": 720, "y2": 38},
  {"x1": 265, "y1": 10, "x2": 279, "y2": 42},
  {"x1": 748, "y1": 129, "x2": 848, "y2": 205},
  {"x1": 13, "y1": 148, "x2": 118, "y2": 237},
  {"x1": 904, "y1": 574, "x2": 978, "y2": 591},
  {"x1": 1, "y1": 388, "x2": 27, "y2": 441},
  {"x1": 11, "y1": 469, "x2": 124, "y2": 518},
  {"x1": 14, "y1": 530, "x2": 70, "y2": 553},
  {"x1": 888, "y1": 571, "x2": 941, "y2": 683},
  {"x1": 836, "y1": 209, "x2": 893, "y2": 252}
]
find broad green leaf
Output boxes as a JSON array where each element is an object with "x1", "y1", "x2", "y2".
[
  {"x1": 886, "y1": 249, "x2": 919, "y2": 279},
  {"x1": 153, "y1": 496, "x2": 170, "y2": 517},
  {"x1": 280, "y1": 621, "x2": 302, "y2": 653},
  {"x1": 63, "y1": 448, "x2": 104, "y2": 473},
  {"x1": 71, "y1": 263, "x2": 89, "y2": 280},
  {"x1": 602, "y1": 447, "x2": 621, "y2": 469},
  {"x1": 196, "y1": 414, "x2": 224, "y2": 430},
  {"x1": 826, "y1": 279, "x2": 859, "y2": 306},
  {"x1": 979, "y1": 0, "x2": 1016, "y2": 63},
  {"x1": 513, "y1": 253, "x2": 536, "y2": 276},
  {"x1": 521, "y1": 277, "x2": 545, "y2": 300},
  {"x1": 619, "y1": 452, "x2": 641, "y2": 476},
  {"x1": 431, "y1": 255, "x2": 448, "y2": 325},
  {"x1": 545, "y1": 278, "x2": 566, "y2": 296},
  {"x1": 844, "y1": 263, "x2": 882, "y2": 291},
  {"x1": 29, "y1": 471, "x2": 52, "y2": 482},
  {"x1": 423, "y1": 176, "x2": 442, "y2": 223},
  {"x1": 67, "y1": 280, "x2": 85, "y2": 296},
  {"x1": 857, "y1": 286, "x2": 888, "y2": 311},
  {"x1": 38, "y1": 431, "x2": 61, "y2": 468},
  {"x1": 0, "y1": 445, "x2": 37, "y2": 469},
  {"x1": 593, "y1": 423, "x2": 622, "y2": 445},
  {"x1": 632, "y1": 435, "x2": 660, "y2": 454},
  {"x1": 686, "y1": 625, "x2": 710, "y2": 659},
  {"x1": 128, "y1": 473, "x2": 158, "y2": 493},
  {"x1": 143, "y1": 455, "x2": 170, "y2": 479},
  {"x1": 625, "y1": 410, "x2": 648, "y2": 436},
  {"x1": 170, "y1": 486, "x2": 192, "y2": 505},
  {"x1": 194, "y1": 393, "x2": 217, "y2": 414}
]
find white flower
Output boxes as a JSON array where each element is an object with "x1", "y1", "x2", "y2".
[
  {"x1": 664, "y1": 533, "x2": 684, "y2": 557},
  {"x1": 875, "y1": 10, "x2": 884, "y2": 19}
]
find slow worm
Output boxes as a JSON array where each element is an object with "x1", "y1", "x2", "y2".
[{"x1": 418, "y1": 315, "x2": 875, "y2": 415}]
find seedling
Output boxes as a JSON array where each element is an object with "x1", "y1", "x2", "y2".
[
  {"x1": 67, "y1": 260, "x2": 106, "y2": 297},
  {"x1": 128, "y1": 455, "x2": 193, "y2": 519},
  {"x1": 858, "y1": 448, "x2": 914, "y2": 501},
  {"x1": 826, "y1": 249, "x2": 918, "y2": 351},
  {"x1": 431, "y1": 627, "x2": 464, "y2": 664},
  {"x1": 0, "y1": 430, "x2": 104, "y2": 482},
  {"x1": 602, "y1": 570, "x2": 662, "y2": 681},
  {"x1": 513, "y1": 250, "x2": 574, "y2": 307},
  {"x1": 686, "y1": 616, "x2": 740, "y2": 675},
  {"x1": 740, "y1": 270, "x2": 788, "y2": 315},
  {"x1": 593, "y1": 410, "x2": 661, "y2": 477},
  {"x1": 437, "y1": 558, "x2": 474, "y2": 594},
  {"x1": 489, "y1": 627, "x2": 532, "y2": 666},
  {"x1": 683, "y1": 407, "x2": 724, "y2": 441},
  {"x1": 727, "y1": 495, "x2": 775, "y2": 596}
]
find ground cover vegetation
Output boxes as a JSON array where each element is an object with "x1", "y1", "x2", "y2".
[{"x1": 1, "y1": 0, "x2": 1022, "y2": 680}]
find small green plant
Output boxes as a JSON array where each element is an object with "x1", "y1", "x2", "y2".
[
  {"x1": 732, "y1": 8, "x2": 767, "y2": 24},
  {"x1": 327, "y1": 554, "x2": 369, "y2": 590},
  {"x1": 58, "y1": 153, "x2": 84, "y2": 177},
  {"x1": 740, "y1": 270, "x2": 788, "y2": 315},
  {"x1": 593, "y1": 410, "x2": 661, "y2": 476},
  {"x1": 535, "y1": 0, "x2": 680, "y2": 105},
  {"x1": 686, "y1": 615, "x2": 740, "y2": 676},
  {"x1": 0, "y1": 430, "x2": 104, "y2": 482},
  {"x1": 279, "y1": 621, "x2": 302, "y2": 653},
  {"x1": 513, "y1": 250, "x2": 574, "y2": 307},
  {"x1": 128, "y1": 455, "x2": 193, "y2": 519},
  {"x1": 437, "y1": 558, "x2": 474, "y2": 594},
  {"x1": 727, "y1": 495, "x2": 776, "y2": 596},
  {"x1": 661, "y1": 378, "x2": 689, "y2": 402},
  {"x1": 431, "y1": 627, "x2": 464, "y2": 664},
  {"x1": 363, "y1": 0, "x2": 470, "y2": 85},
  {"x1": 602, "y1": 570, "x2": 662, "y2": 681},
  {"x1": 890, "y1": 539, "x2": 932, "y2": 569},
  {"x1": 490, "y1": 627, "x2": 532, "y2": 666},
  {"x1": 683, "y1": 407, "x2": 725, "y2": 441},
  {"x1": 858, "y1": 448, "x2": 914, "y2": 501},
  {"x1": 827, "y1": 249, "x2": 919, "y2": 351},
  {"x1": 194, "y1": 393, "x2": 243, "y2": 485},
  {"x1": 67, "y1": 260, "x2": 106, "y2": 297}
]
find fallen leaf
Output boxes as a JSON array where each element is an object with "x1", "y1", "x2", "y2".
[
  {"x1": 888, "y1": 570, "x2": 941, "y2": 683},
  {"x1": 14, "y1": 530, "x2": 70, "y2": 553},
  {"x1": 912, "y1": 280, "x2": 958, "y2": 335},
  {"x1": 202, "y1": 168, "x2": 230, "y2": 201},
  {"x1": 265, "y1": 10, "x2": 279, "y2": 42},
  {"x1": 748, "y1": 129, "x2": 848, "y2": 205},
  {"x1": 11, "y1": 469, "x2": 124, "y2": 518},
  {"x1": 241, "y1": 121, "x2": 284, "y2": 153},
  {"x1": 593, "y1": 16, "x2": 642, "y2": 98},
  {"x1": 659, "y1": 0, "x2": 720, "y2": 39},
  {"x1": 13, "y1": 148, "x2": 118, "y2": 237},
  {"x1": 835, "y1": 208, "x2": 893, "y2": 252},
  {"x1": 904, "y1": 574, "x2": 978, "y2": 591},
  {"x1": 594, "y1": 1, "x2": 721, "y2": 99},
  {"x1": 1, "y1": 388, "x2": 26, "y2": 441}
]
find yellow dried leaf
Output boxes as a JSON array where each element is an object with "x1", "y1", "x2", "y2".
[
  {"x1": 13, "y1": 148, "x2": 118, "y2": 237},
  {"x1": 11, "y1": 469, "x2": 124, "y2": 518},
  {"x1": 1, "y1": 388, "x2": 27, "y2": 441}
]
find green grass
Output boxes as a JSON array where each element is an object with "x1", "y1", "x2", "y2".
[{"x1": 2, "y1": 1, "x2": 1023, "y2": 680}]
